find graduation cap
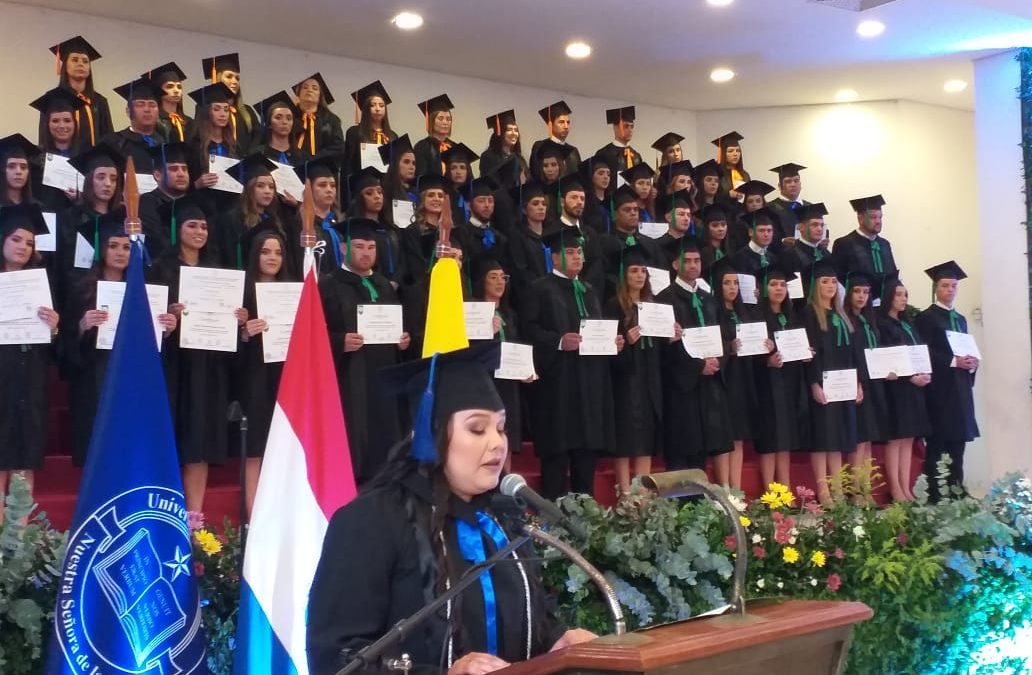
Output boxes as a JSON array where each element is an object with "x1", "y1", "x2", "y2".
[
  {"x1": 765, "y1": 260, "x2": 798, "y2": 283},
  {"x1": 95, "y1": 208, "x2": 130, "y2": 244},
  {"x1": 143, "y1": 62, "x2": 187, "y2": 87},
  {"x1": 849, "y1": 195, "x2": 886, "y2": 212},
  {"x1": 69, "y1": 143, "x2": 124, "y2": 175},
  {"x1": 461, "y1": 174, "x2": 499, "y2": 200},
  {"x1": 608, "y1": 238, "x2": 649, "y2": 281},
  {"x1": 473, "y1": 256, "x2": 505, "y2": 281},
  {"x1": 162, "y1": 192, "x2": 209, "y2": 226},
  {"x1": 536, "y1": 139, "x2": 573, "y2": 163},
  {"x1": 605, "y1": 106, "x2": 636, "y2": 125},
  {"x1": 738, "y1": 180, "x2": 776, "y2": 198},
  {"x1": 657, "y1": 189, "x2": 692, "y2": 215},
  {"x1": 415, "y1": 173, "x2": 448, "y2": 193},
  {"x1": 711, "y1": 131, "x2": 744, "y2": 148},
  {"x1": 292, "y1": 72, "x2": 334, "y2": 105},
  {"x1": 417, "y1": 94, "x2": 454, "y2": 131},
  {"x1": 557, "y1": 173, "x2": 585, "y2": 196},
  {"x1": 613, "y1": 185, "x2": 639, "y2": 207},
  {"x1": 661, "y1": 159, "x2": 695, "y2": 184},
  {"x1": 29, "y1": 87, "x2": 85, "y2": 115},
  {"x1": 487, "y1": 154, "x2": 522, "y2": 189},
  {"x1": 619, "y1": 162, "x2": 655, "y2": 185},
  {"x1": 701, "y1": 203, "x2": 729, "y2": 223},
  {"x1": 796, "y1": 202, "x2": 829, "y2": 221},
  {"x1": 651, "y1": 132, "x2": 685, "y2": 152},
  {"x1": 351, "y1": 80, "x2": 391, "y2": 106},
  {"x1": 538, "y1": 100, "x2": 572, "y2": 124},
  {"x1": 256, "y1": 90, "x2": 300, "y2": 123},
  {"x1": 332, "y1": 216, "x2": 379, "y2": 241},
  {"x1": 50, "y1": 36, "x2": 101, "y2": 63},
  {"x1": 0, "y1": 202, "x2": 48, "y2": 238},
  {"x1": 187, "y1": 82, "x2": 235, "y2": 107},
  {"x1": 347, "y1": 166, "x2": 384, "y2": 196},
  {"x1": 542, "y1": 226, "x2": 584, "y2": 252},
  {"x1": 693, "y1": 159, "x2": 723, "y2": 180},
  {"x1": 770, "y1": 162, "x2": 806, "y2": 181},
  {"x1": 745, "y1": 207, "x2": 777, "y2": 228},
  {"x1": 843, "y1": 270, "x2": 874, "y2": 289},
  {"x1": 579, "y1": 152, "x2": 611, "y2": 180},
  {"x1": 230, "y1": 152, "x2": 277, "y2": 184},
  {"x1": 293, "y1": 155, "x2": 338, "y2": 181},
  {"x1": 114, "y1": 78, "x2": 160, "y2": 102},
  {"x1": 379, "y1": 341, "x2": 504, "y2": 463},
  {"x1": 924, "y1": 260, "x2": 967, "y2": 283},
  {"x1": 201, "y1": 53, "x2": 241, "y2": 81},
  {"x1": 148, "y1": 141, "x2": 190, "y2": 167},
  {"x1": 661, "y1": 233, "x2": 699, "y2": 269},
  {"x1": 485, "y1": 109, "x2": 516, "y2": 136},
  {"x1": 508, "y1": 180, "x2": 545, "y2": 205},
  {"x1": 806, "y1": 258, "x2": 838, "y2": 282},
  {"x1": 440, "y1": 143, "x2": 479, "y2": 167},
  {"x1": 710, "y1": 256, "x2": 739, "y2": 284},
  {"x1": 378, "y1": 134, "x2": 413, "y2": 167},
  {"x1": 0, "y1": 133, "x2": 41, "y2": 161}
]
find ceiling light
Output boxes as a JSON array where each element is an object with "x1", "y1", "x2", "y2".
[
  {"x1": 706, "y1": 0, "x2": 734, "y2": 6},
  {"x1": 835, "y1": 88, "x2": 859, "y2": 102},
  {"x1": 391, "y1": 12, "x2": 423, "y2": 30},
  {"x1": 943, "y1": 79, "x2": 968, "y2": 93},
  {"x1": 856, "y1": 20, "x2": 885, "y2": 38},
  {"x1": 710, "y1": 68, "x2": 735, "y2": 83},
  {"x1": 565, "y1": 41, "x2": 592, "y2": 59}
]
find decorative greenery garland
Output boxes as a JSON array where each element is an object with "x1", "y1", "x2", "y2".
[{"x1": 1019, "y1": 49, "x2": 1032, "y2": 318}]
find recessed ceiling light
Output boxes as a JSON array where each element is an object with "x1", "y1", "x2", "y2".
[
  {"x1": 835, "y1": 88, "x2": 859, "y2": 102},
  {"x1": 391, "y1": 11, "x2": 423, "y2": 30},
  {"x1": 706, "y1": 0, "x2": 734, "y2": 6},
  {"x1": 710, "y1": 68, "x2": 735, "y2": 83},
  {"x1": 856, "y1": 20, "x2": 885, "y2": 38},
  {"x1": 565, "y1": 41, "x2": 592, "y2": 59},
  {"x1": 943, "y1": 79, "x2": 968, "y2": 93}
]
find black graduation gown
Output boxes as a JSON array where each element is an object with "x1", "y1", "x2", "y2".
[
  {"x1": 507, "y1": 224, "x2": 550, "y2": 314},
  {"x1": 582, "y1": 194, "x2": 612, "y2": 236},
  {"x1": 913, "y1": 305, "x2": 979, "y2": 443},
  {"x1": 852, "y1": 314, "x2": 889, "y2": 444},
  {"x1": 546, "y1": 220, "x2": 606, "y2": 302},
  {"x1": 236, "y1": 282, "x2": 284, "y2": 458},
  {"x1": 753, "y1": 310, "x2": 810, "y2": 453},
  {"x1": 878, "y1": 315, "x2": 931, "y2": 439},
  {"x1": 295, "y1": 109, "x2": 345, "y2": 158},
  {"x1": 139, "y1": 188, "x2": 176, "y2": 261},
  {"x1": 147, "y1": 252, "x2": 232, "y2": 464},
  {"x1": 603, "y1": 298, "x2": 663, "y2": 457},
  {"x1": 103, "y1": 128, "x2": 166, "y2": 174},
  {"x1": 478, "y1": 148, "x2": 522, "y2": 181},
  {"x1": 370, "y1": 220, "x2": 407, "y2": 289},
  {"x1": 53, "y1": 205, "x2": 103, "y2": 312},
  {"x1": 319, "y1": 267, "x2": 405, "y2": 482},
  {"x1": 730, "y1": 245, "x2": 780, "y2": 297},
  {"x1": 718, "y1": 305, "x2": 759, "y2": 441},
  {"x1": 528, "y1": 139, "x2": 581, "y2": 175},
  {"x1": 342, "y1": 125, "x2": 398, "y2": 174},
  {"x1": 229, "y1": 103, "x2": 261, "y2": 156},
  {"x1": 158, "y1": 110, "x2": 194, "y2": 144},
  {"x1": 831, "y1": 231, "x2": 898, "y2": 301},
  {"x1": 699, "y1": 243, "x2": 728, "y2": 287},
  {"x1": 470, "y1": 304, "x2": 524, "y2": 456},
  {"x1": 803, "y1": 307, "x2": 858, "y2": 453},
  {"x1": 595, "y1": 142, "x2": 641, "y2": 178},
  {"x1": 597, "y1": 229, "x2": 663, "y2": 302},
  {"x1": 654, "y1": 281, "x2": 733, "y2": 467},
  {"x1": 767, "y1": 197, "x2": 809, "y2": 244},
  {"x1": 259, "y1": 143, "x2": 306, "y2": 167},
  {"x1": 521, "y1": 273, "x2": 615, "y2": 456},
  {"x1": 190, "y1": 140, "x2": 241, "y2": 221},
  {"x1": 413, "y1": 136, "x2": 455, "y2": 177},
  {"x1": 727, "y1": 214, "x2": 753, "y2": 253},
  {"x1": 307, "y1": 472, "x2": 565, "y2": 675},
  {"x1": 460, "y1": 220, "x2": 510, "y2": 272},
  {"x1": 39, "y1": 86, "x2": 114, "y2": 153}
]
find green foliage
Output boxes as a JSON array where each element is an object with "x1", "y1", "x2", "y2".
[{"x1": 1019, "y1": 48, "x2": 1032, "y2": 313}]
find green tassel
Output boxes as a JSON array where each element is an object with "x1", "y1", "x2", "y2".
[{"x1": 93, "y1": 215, "x2": 100, "y2": 262}]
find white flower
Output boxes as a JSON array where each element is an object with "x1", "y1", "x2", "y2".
[
  {"x1": 853, "y1": 525, "x2": 866, "y2": 540},
  {"x1": 752, "y1": 533, "x2": 763, "y2": 544},
  {"x1": 788, "y1": 536, "x2": 797, "y2": 545},
  {"x1": 810, "y1": 578, "x2": 818, "y2": 586},
  {"x1": 728, "y1": 494, "x2": 748, "y2": 512},
  {"x1": 756, "y1": 578, "x2": 766, "y2": 589},
  {"x1": 789, "y1": 527, "x2": 799, "y2": 537},
  {"x1": 777, "y1": 581, "x2": 784, "y2": 589}
]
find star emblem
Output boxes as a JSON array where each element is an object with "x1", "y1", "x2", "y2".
[{"x1": 163, "y1": 546, "x2": 191, "y2": 581}]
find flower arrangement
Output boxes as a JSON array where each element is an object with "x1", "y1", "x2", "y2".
[{"x1": 188, "y1": 512, "x2": 242, "y2": 674}]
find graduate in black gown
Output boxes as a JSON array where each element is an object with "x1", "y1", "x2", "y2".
[
  {"x1": 878, "y1": 277, "x2": 931, "y2": 502},
  {"x1": 654, "y1": 190, "x2": 696, "y2": 269},
  {"x1": 216, "y1": 153, "x2": 289, "y2": 272},
  {"x1": 441, "y1": 143, "x2": 479, "y2": 225},
  {"x1": 144, "y1": 61, "x2": 193, "y2": 143},
  {"x1": 46, "y1": 36, "x2": 113, "y2": 152},
  {"x1": 730, "y1": 180, "x2": 776, "y2": 252},
  {"x1": 255, "y1": 90, "x2": 305, "y2": 168},
  {"x1": 651, "y1": 132, "x2": 685, "y2": 168},
  {"x1": 914, "y1": 261, "x2": 979, "y2": 500},
  {"x1": 598, "y1": 186, "x2": 663, "y2": 301},
  {"x1": 379, "y1": 134, "x2": 419, "y2": 228},
  {"x1": 693, "y1": 159, "x2": 726, "y2": 214},
  {"x1": 292, "y1": 73, "x2": 345, "y2": 158},
  {"x1": 200, "y1": 52, "x2": 261, "y2": 155},
  {"x1": 345, "y1": 166, "x2": 405, "y2": 289},
  {"x1": 458, "y1": 174, "x2": 509, "y2": 272},
  {"x1": 319, "y1": 218, "x2": 411, "y2": 484},
  {"x1": 307, "y1": 343, "x2": 594, "y2": 675},
  {"x1": 505, "y1": 182, "x2": 551, "y2": 313},
  {"x1": 754, "y1": 264, "x2": 810, "y2": 488},
  {"x1": 595, "y1": 106, "x2": 642, "y2": 179},
  {"x1": 521, "y1": 227, "x2": 619, "y2": 498},
  {"x1": 832, "y1": 195, "x2": 898, "y2": 307},
  {"x1": 479, "y1": 109, "x2": 528, "y2": 180},
  {"x1": 414, "y1": 94, "x2": 456, "y2": 177},
  {"x1": 619, "y1": 162, "x2": 657, "y2": 224},
  {"x1": 139, "y1": 142, "x2": 191, "y2": 261},
  {"x1": 292, "y1": 155, "x2": 342, "y2": 275},
  {"x1": 730, "y1": 207, "x2": 781, "y2": 304},
  {"x1": 579, "y1": 153, "x2": 613, "y2": 235},
  {"x1": 603, "y1": 243, "x2": 665, "y2": 497},
  {"x1": 0, "y1": 204, "x2": 60, "y2": 522},
  {"x1": 29, "y1": 87, "x2": 84, "y2": 215},
  {"x1": 104, "y1": 78, "x2": 166, "y2": 174},
  {"x1": 713, "y1": 131, "x2": 750, "y2": 202},
  {"x1": 342, "y1": 80, "x2": 398, "y2": 175},
  {"x1": 655, "y1": 237, "x2": 733, "y2": 470},
  {"x1": 766, "y1": 163, "x2": 809, "y2": 245},
  {"x1": 530, "y1": 140, "x2": 572, "y2": 212},
  {"x1": 186, "y1": 82, "x2": 241, "y2": 216},
  {"x1": 656, "y1": 159, "x2": 696, "y2": 210},
  {"x1": 784, "y1": 203, "x2": 830, "y2": 277},
  {"x1": 697, "y1": 204, "x2": 731, "y2": 283},
  {"x1": 803, "y1": 260, "x2": 860, "y2": 506},
  {"x1": 1, "y1": 134, "x2": 40, "y2": 207},
  {"x1": 529, "y1": 100, "x2": 581, "y2": 175}
]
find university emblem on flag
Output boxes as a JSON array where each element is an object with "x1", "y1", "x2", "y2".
[{"x1": 55, "y1": 486, "x2": 205, "y2": 674}]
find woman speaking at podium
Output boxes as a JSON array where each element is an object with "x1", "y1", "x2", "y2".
[{"x1": 307, "y1": 257, "x2": 595, "y2": 675}]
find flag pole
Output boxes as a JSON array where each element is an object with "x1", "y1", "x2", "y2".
[
  {"x1": 124, "y1": 156, "x2": 141, "y2": 240},
  {"x1": 300, "y1": 178, "x2": 318, "y2": 277}
]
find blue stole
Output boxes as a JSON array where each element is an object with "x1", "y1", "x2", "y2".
[{"x1": 455, "y1": 513, "x2": 510, "y2": 656}]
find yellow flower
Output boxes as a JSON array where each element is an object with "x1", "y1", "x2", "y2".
[
  {"x1": 739, "y1": 515, "x2": 752, "y2": 528},
  {"x1": 761, "y1": 491, "x2": 785, "y2": 509},
  {"x1": 769, "y1": 482, "x2": 790, "y2": 494},
  {"x1": 811, "y1": 551, "x2": 827, "y2": 568},
  {"x1": 782, "y1": 546, "x2": 800, "y2": 564},
  {"x1": 194, "y1": 529, "x2": 222, "y2": 555}
]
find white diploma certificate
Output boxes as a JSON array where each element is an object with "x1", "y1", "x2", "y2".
[
  {"x1": 682, "y1": 325, "x2": 723, "y2": 359},
  {"x1": 255, "y1": 282, "x2": 303, "y2": 363},
  {"x1": 646, "y1": 266, "x2": 671, "y2": 296},
  {"x1": 822, "y1": 368, "x2": 858, "y2": 403},
  {"x1": 272, "y1": 161, "x2": 305, "y2": 201},
  {"x1": 392, "y1": 200, "x2": 415, "y2": 228},
  {"x1": 74, "y1": 232, "x2": 94, "y2": 269},
  {"x1": 37, "y1": 213, "x2": 57, "y2": 253},
  {"x1": 360, "y1": 143, "x2": 389, "y2": 172},
  {"x1": 864, "y1": 346, "x2": 913, "y2": 379},
  {"x1": 736, "y1": 322, "x2": 770, "y2": 357},
  {"x1": 0, "y1": 269, "x2": 53, "y2": 322},
  {"x1": 637, "y1": 302, "x2": 675, "y2": 338},
  {"x1": 907, "y1": 344, "x2": 932, "y2": 374},
  {"x1": 178, "y1": 267, "x2": 246, "y2": 314},
  {"x1": 737, "y1": 273, "x2": 758, "y2": 305},
  {"x1": 209, "y1": 154, "x2": 244, "y2": 194},
  {"x1": 463, "y1": 302, "x2": 496, "y2": 341},
  {"x1": 180, "y1": 310, "x2": 238, "y2": 352},
  {"x1": 946, "y1": 330, "x2": 981, "y2": 359},
  {"x1": 637, "y1": 222, "x2": 667, "y2": 239},
  {"x1": 95, "y1": 281, "x2": 168, "y2": 350},
  {"x1": 357, "y1": 303, "x2": 403, "y2": 344},
  {"x1": 787, "y1": 275, "x2": 805, "y2": 299},
  {"x1": 135, "y1": 173, "x2": 158, "y2": 194},
  {"x1": 495, "y1": 342, "x2": 537, "y2": 381},
  {"x1": 42, "y1": 153, "x2": 84, "y2": 192},
  {"x1": 0, "y1": 317, "x2": 51, "y2": 345},
  {"x1": 774, "y1": 328, "x2": 812, "y2": 363},
  {"x1": 579, "y1": 319, "x2": 618, "y2": 356}
]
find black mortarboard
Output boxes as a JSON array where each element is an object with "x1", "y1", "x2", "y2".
[
  {"x1": 738, "y1": 180, "x2": 776, "y2": 197},
  {"x1": 114, "y1": 78, "x2": 159, "y2": 102},
  {"x1": 347, "y1": 166, "x2": 384, "y2": 195},
  {"x1": 144, "y1": 62, "x2": 187, "y2": 87},
  {"x1": 256, "y1": 90, "x2": 300, "y2": 123},
  {"x1": 69, "y1": 143, "x2": 124, "y2": 174},
  {"x1": 609, "y1": 239, "x2": 649, "y2": 278},
  {"x1": 378, "y1": 134, "x2": 413, "y2": 167},
  {"x1": 230, "y1": 152, "x2": 277, "y2": 183},
  {"x1": 661, "y1": 234, "x2": 699, "y2": 264},
  {"x1": 440, "y1": 143, "x2": 479, "y2": 167},
  {"x1": 538, "y1": 100, "x2": 572, "y2": 123},
  {"x1": 50, "y1": 36, "x2": 101, "y2": 62},
  {"x1": 711, "y1": 131, "x2": 744, "y2": 148},
  {"x1": 542, "y1": 226, "x2": 585, "y2": 251},
  {"x1": 651, "y1": 132, "x2": 685, "y2": 152},
  {"x1": 201, "y1": 53, "x2": 241, "y2": 81},
  {"x1": 536, "y1": 139, "x2": 573, "y2": 162},
  {"x1": 294, "y1": 155, "x2": 338, "y2": 181},
  {"x1": 485, "y1": 110, "x2": 516, "y2": 135},
  {"x1": 0, "y1": 134, "x2": 41, "y2": 161},
  {"x1": 473, "y1": 257, "x2": 505, "y2": 281},
  {"x1": 509, "y1": 180, "x2": 545, "y2": 205},
  {"x1": 702, "y1": 203, "x2": 729, "y2": 223},
  {"x1": 657, "y1": 189, "x2": 692, "y2": 215},
  {"x1": 95, "y1": 208, "x2": 129, "y2": 246},
  {"x1": 187, "y1": 82, "x2": 235, "y2": 107},
  {"x1": 162, "y1": 192, "x2": 209, "y2": 226},
  {"x1": 293, "y1": 72, "x2": 334, "y2": 105},
  {"x1": 0, "y1": 202, "x2": 48, "y2": 238},
  {"x1": 770, "y1": 162, "x2": 806, "y2": 181},
  {"x1": 710, "y1": 257, "x2": 739, "y2": 283},
  {"x1": 462, "y1": 175, "x2": 499, "y2": 200},
  {"x1": 844, "y1": 270, "x2": 874, "y2": 289},
  {"x1": 849, "y1": 195, "x2": 886, "y2": 212},
  {"x1": 415, "y1": 173, "x2": 448, "y2": 193},
  {"x1": 605, "y1": 106, "x2": 636, "y2": 124},
  {"x1": 613, "y1": 185, "x2": 639, "y2": 208},
  {"x1": 558, "y1": 173, "x2": 585, "y2": 196},
  {"x1": 148, "y1": 141, "x2": 190, "y2": 167},
  {"x1": 807, "y1": 258, "x2": 838, "y2": 282},
  {"x1": 661, "y1": 159, "x2": 695, "y2": 183},
  {"x1": 619, "y1": 163, "x2": 655, "y2": 184},
  {"x1": 924, "y1": 260, "x2": 967, "y2": 283},
  {"x1": 693, "y1": 159, "x2": 723, "y2": 180},
  {"x1": 417, "y1": 94, "x2": 455, "y2": 127},
  {"x1": 351, "y1": 80, "x2": 391, "y2": 106},
  {"x1": 745, "y1": 207, "x2": 776, "y2": 228},
  {"x1": 766, "y1": 261, "x2": 798, "y2": 283},
  {"x1": 29, "y1": 87, "x2": 85, "y2": 115},
  {"x1": 579, "y1": 153, "x2": 611, "y2": 180},
  {"x1": 796, "y1": 202, "x2": 829, "y2": 221},
  {"x1": 334, "y1": 217, "x2": 379, "y2": 241}
]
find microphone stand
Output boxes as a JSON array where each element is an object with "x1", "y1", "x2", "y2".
[{"x1": 226, "y1": 401, "x2": 248, "y2": 558}]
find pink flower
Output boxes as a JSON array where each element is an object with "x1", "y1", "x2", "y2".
[
  {"x1": 187, "y1": 511, "x2": 205, "y2": 531},
  {"x1": 194, "y1": 561, "x2": 205, "y2": 577},
  {"x1": 833, "y1": 548, "x2": 845, "y2": 560},
  {"x1": 826, "y1": 573, "x2": 842, "y2": 592},
  {"x1": 752, "y1": 546, "x2": 767, "y2": 559},
  {"x1": 772, "y1": 511, "x2": 785, "y2": 523},
  {"x1": 896, "y1": 531, "x2": 909, "y2": 547},
  {"x1": 773, "y1": 528, "x2": 791, "y2": 545},
  {"x1": 796, "y1": 485, "x2": 816, "y2": 500},
  {"x1": 804, "y1": 501, "x2": 823, "y2": 516},
  {"x1": 724, "y1": 534, "x2": 737, "y2": 551}
]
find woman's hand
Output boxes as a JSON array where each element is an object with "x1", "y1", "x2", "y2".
[
  {"x1": 856, "y1": 382, "x2": 865, "y2": 404},
  {"x1": 615, "y1": 334, "x2": 626, "y2": 352},
  {"x1": 158, "y1": 313, "x2": 177, "y2": 335},
  {"x1": 398, "y1": 331, "x2": 411, "y2": 351},
  {"x1": 492, "y1": 314, "x2": 503, "y2": 336},
  {"x1": 671, "y1": 321, "x2": 683, "y2": 342},
  {"x1": 39, "y1": 307, "x2": 59, "y2": 332},
  {"x1": 886, "y1": 371, "x2": 898, "y2": 381},
  {"x1": 169, "y1": 302, "x2": 186, "y2": 318},
  {"x1": 344, "y1": 332, "x2": 364, "y2": 352},
  {"x1": 811, "y1": 383, "x2": 828, "y2": 405},
  {"x1": 282, "y1": 191, "x2": 300, "y2": 207},
  {"x1": 910, "y1": 373, "x2": 931, "y2": 387},
  {"x1": 550, "y1": 628, "x2": 598, "y2": 652},
  {"x1": 234, "y1": 308, "x2": 249, "y2": 326},
  {"x1": 766, "y1": 351, "x2": 783, "y2": 368},
  {"x1": 731, "y1": 337, "x2": 742, "y2": 354},
  {"x1": 701, "y1": 357, "x2": 720, "y2": 375},
  {"x1": 79, "y1": 309, "x2": 109, "y2": 334},
  {"x1": 626, "y1": 325, "x2": 641, "y2": 346},
  {"x1": 560, "y1": 333, "x2": 582, "y2": 351},
  {"x1": 63, "y1": 187, "x2": 80, "y2": 201},
  {"x1": 764, "y1": 338, "x2": 775, "y2": 352},
  {"x1": 194, "y1": 173, "x2": 219, "y2": 189},
  {"x1": 447, "y1": 652, "x2": 510, "y2": 675},
  {"x1": 244, "y1": 318, "x2": 267, "y2": 337}
]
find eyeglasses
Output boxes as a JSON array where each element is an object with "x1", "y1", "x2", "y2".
[{"x1": 486, "y1": 273, "x2": 510, "y2": 283}]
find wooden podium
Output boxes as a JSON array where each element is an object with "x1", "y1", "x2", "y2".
[{"x1": 497, "y1": 599, "x2": 872, "y2": 675}]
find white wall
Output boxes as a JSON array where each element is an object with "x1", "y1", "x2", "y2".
[{"x1": 0, "y1": 2, "x2": 696, "y2": 171}]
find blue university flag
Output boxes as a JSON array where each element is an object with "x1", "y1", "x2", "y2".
[{"x1": 47, "y1": 242, "x2": 207, "y2": 674}]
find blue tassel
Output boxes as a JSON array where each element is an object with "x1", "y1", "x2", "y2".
[
  {"x1": 411, "y1": 353, "x2": 440, "y2": 463},
  {"x1": 483, "y1": 228, "x2": 496, "y2": 250}
]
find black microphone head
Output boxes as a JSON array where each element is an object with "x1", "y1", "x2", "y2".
[
  {"x1": 499, "y1": 473, "x2": 528, "y2": 497},
  {"x1": 227, "y1": 401, "x2": 243, "y2": 422}
]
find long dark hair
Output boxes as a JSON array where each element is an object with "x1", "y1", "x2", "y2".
[
  {"x1": 241, "y1": 175, "x2": 282, "y2": 228},
  {"x1": 80, "y1": 166, "x2": 123, "y2": 212},
  {"x1": 1, "y1": 153, "x2": 33, "y2": 205},
  {"x1": 191, "y1": 104, "x2": 237, "y2": 163},
  {"x1": 487, "y1": 126, "x2": 525, "y2": 158},
  {"x1": 1, "y1": 226, "x2": 41, "y2": 269},
  {"x1": 385, "y1": 149, "x2": 415, "y2": 197},
  {"x1": 59, "y1": 57, "x2": 96, "y2": 96},
  {"x1": 761, "y1": 280, "x2": 796, "y2": 327},
  {"x1": 244, "y1": 230, "x2": 290, "y2": 282},
  {"x1": 716, "y1": 269, "x2": 746, "y2": 322},
  {"x1": 38, "y1": 109, "x2": 79, "y2": 153},
  {"x1": 358, "y1": 97, "x2": 394, "y2": 142},
  {"x1": 846, "y1": 279, "x2": 878, "y2": 335}
]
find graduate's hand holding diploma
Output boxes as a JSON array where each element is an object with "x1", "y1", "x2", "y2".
[
  {"x1": 243, "y1": 318, "x2": 267, "y2": 338},
  {"x1": 626, "y1": 325, "x2": 641, "y2": 345},
  {"x1": 702, "y1": 357, "x2": 720, "y2": 376},
  {"x1": 560, "y1": 332, "x2": 582, "y2": 351},
  {"x1": 343, "y1": 332, "x2": 364, "y2": 352},
  {"x1": 910, "y1": 372, "x2": 931, "y2": 387},
  {"x1": 812, "y1": 383, "x2": 828, "y2": 406},
  {"x1": 157, "y1": 312, "x2": 177, "y2": 335},
  {"x1": 398, "y1": 331, "x2": 411, "y2": 351},
  {"x1": 79, "y1": 308, "x2": 109, "y2": 334}
]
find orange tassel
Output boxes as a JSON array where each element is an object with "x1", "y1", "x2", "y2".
[
  {"x1": 354, "y1": 100, "x2": 360, "y2": 125},
  {"x1": 495, "y1": 115, "x2": 501, "y2": 138},
  {"x1": 55, "y1": 46, "x2": 61, "y2": 76},
  {"x1": 211, "y1": 62, "x2": 216, "y2": 84}
]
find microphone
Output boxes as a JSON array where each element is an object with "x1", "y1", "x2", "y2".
[
  {"x1": 227, "y1": 401, "x2": 244, "y2": 423},
  {"x1": 499, "y1": 474, "x2": 566, "y2": 526}
]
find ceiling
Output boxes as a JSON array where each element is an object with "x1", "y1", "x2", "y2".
[{"x1": 20, "y1": 0, "x2": 1032, "y2": 111}]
